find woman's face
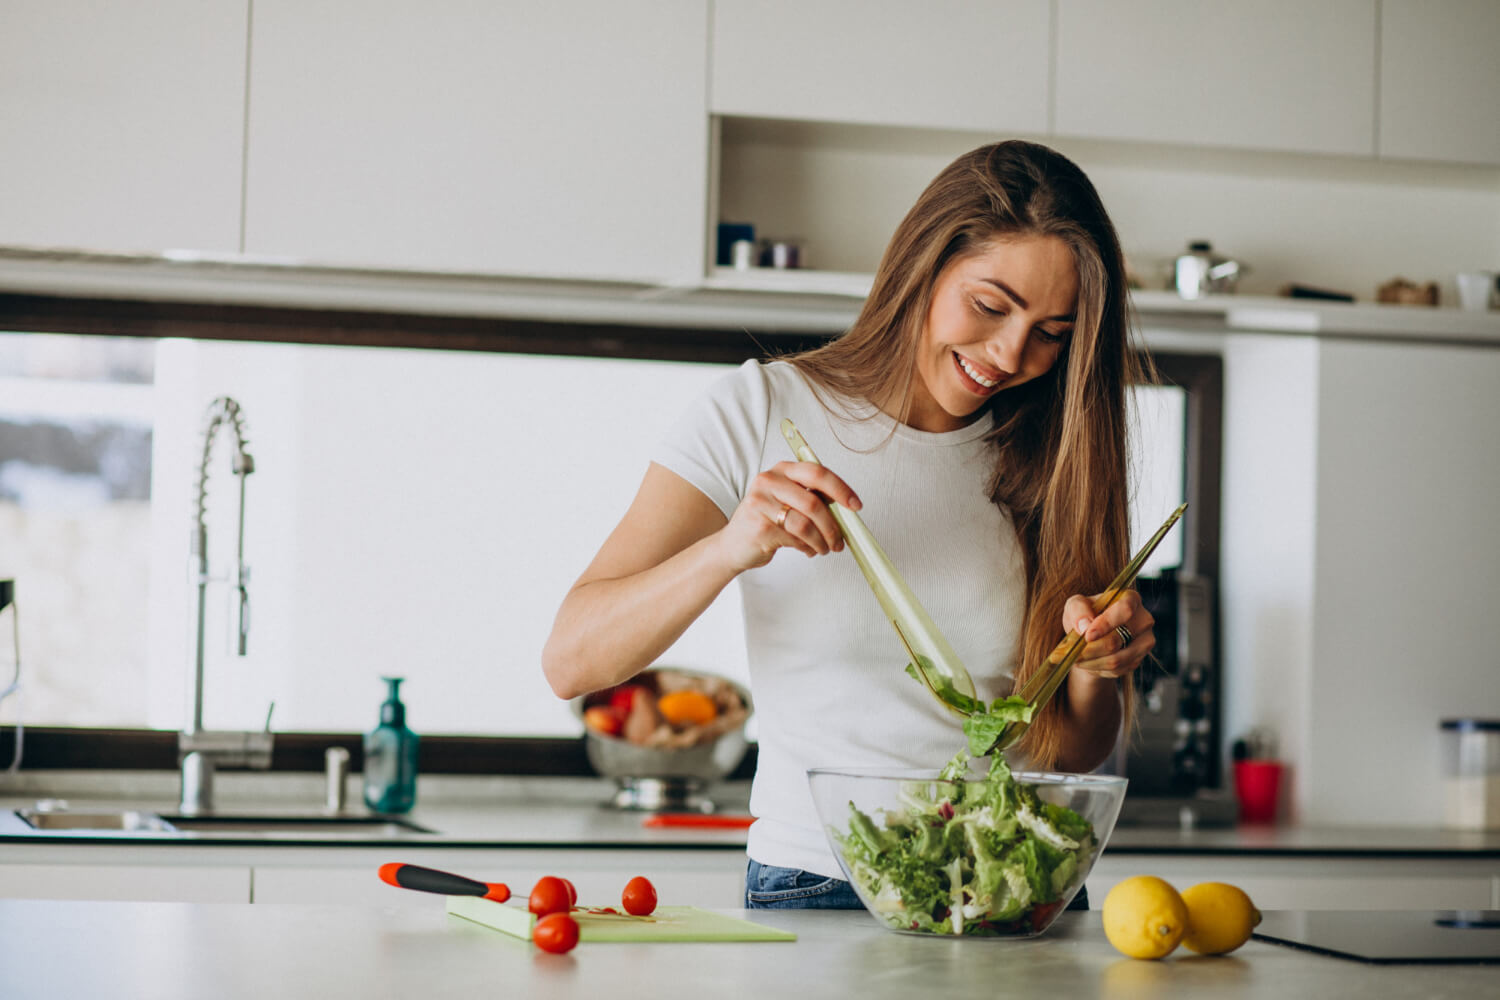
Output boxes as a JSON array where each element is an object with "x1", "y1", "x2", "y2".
[{"x1": 904, "y1": 235, "x2": 1078, "y2": 433}]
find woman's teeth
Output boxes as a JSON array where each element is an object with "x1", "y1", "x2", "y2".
[{"x1": 957, "y1": 355, "x2": 998, "y2": 388}]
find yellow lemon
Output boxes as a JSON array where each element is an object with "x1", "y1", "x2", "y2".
[
  {"x1": 1180, "y1": 882, "x2": 1262, "y2": 955},
  {"x1": 1102, "y1": 876, "x2": 1189, "y2": 960}
]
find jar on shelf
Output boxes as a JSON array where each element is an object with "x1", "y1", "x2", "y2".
[{"x1": 1441, "y1": 718, "x2": 1500, "y2": 831}]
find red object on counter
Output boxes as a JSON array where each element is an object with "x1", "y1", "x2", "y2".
[
  {"x1": 641, "y1": 813, "x2": 756, "y2": 829},
  {"x1": 1234, "y1": 760, "x2": 1284, "y2": 824}
]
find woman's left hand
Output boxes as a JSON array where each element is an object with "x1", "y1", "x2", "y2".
[{"x1": 1061, "y1": 590, "x2": 1155, "y2": 682}]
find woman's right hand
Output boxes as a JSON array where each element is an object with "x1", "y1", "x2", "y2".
[{"x1": 715, "y1": 460, "x2": 862, "y2": 571}]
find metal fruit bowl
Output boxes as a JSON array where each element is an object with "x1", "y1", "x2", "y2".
[{"x1": 571, "y1": 667, "x2": 753, "y2": 813}]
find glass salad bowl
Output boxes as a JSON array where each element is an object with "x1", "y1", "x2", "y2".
[{"x1": 808, "y1": 762, "x2": 1127, "y2": 938}]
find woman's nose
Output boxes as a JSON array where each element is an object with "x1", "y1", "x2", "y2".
[{"x1": 985, "y1": 326, "x2": 1027, "y2": 375}]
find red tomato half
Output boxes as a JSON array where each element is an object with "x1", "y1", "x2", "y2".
[
  {"x1": 533, "y1": 912, "x2": 579, "y2": 954},
  {"x1": 621, "y1": 876, "x2": 657, "y2": 916},
  {"x1": 609, "y1": 684, "x2": 649, "y2": 714},
  {"x1": 529, "y1": 876, "x2": 572, "y2": 917},
  {"x1": 561, "y1": 878, "x2": 578, "y2": 907}
]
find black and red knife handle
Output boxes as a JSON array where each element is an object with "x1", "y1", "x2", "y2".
[{"x1": 378, "y1": 862, "x2": 511, "y2": 901}]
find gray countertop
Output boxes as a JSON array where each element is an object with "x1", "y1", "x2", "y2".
[
  {"x1": 1, "y1": 899, "x2": 1494, "y2": 1000},
  {"x1": 3, "y1": 771, "x2": 1499, "y2": 855}
]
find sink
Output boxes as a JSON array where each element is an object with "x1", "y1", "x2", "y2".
[
  {"x1": 16, "y1": 809, "x2": 176, "y2": 832},
  {"x1": 160, "y1": 814, "x2": 434, "y2": 836},
  {"x1": 12, "y1": 809, "x2": 434, "y2": 837}
]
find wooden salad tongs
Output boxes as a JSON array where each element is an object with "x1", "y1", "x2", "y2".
[{"x1": 988, "y1": 501, "x2": 1189, "y2": 753}]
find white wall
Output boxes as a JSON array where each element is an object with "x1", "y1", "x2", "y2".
[
  {"x1": 145, "y1": 341, "x2": 749, "y2": 736},
  {"x1": 1304, "y1": 339, "x2": 1500, "y2": 826}
]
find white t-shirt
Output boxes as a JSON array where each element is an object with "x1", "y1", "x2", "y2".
[{"x1": 652, "y1": 359, "x2": 1028, "y2": 877}]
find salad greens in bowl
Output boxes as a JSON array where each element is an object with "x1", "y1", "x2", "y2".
[{"x1": 808, "y1": 753, "x2": 1127, "y2": 937}]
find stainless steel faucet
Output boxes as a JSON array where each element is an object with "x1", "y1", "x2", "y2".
[{"x1": 178, "y1": 397, "x2": 273, "y2": 814}]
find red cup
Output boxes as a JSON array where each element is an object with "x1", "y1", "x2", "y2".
[{"x1": 1234, "y1": 760, "x2": 1284, "y2": 824}]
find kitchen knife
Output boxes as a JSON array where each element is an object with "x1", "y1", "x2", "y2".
[{"x1": 378, "y1": 862, "x2": 511, "y2": 901}]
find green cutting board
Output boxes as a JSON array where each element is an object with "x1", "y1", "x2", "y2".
[{"x1": 446, "y1": 897, "x2": 795, "y2": 942}]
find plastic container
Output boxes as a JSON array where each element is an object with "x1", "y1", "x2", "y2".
[
  {"x1": 1233, "y1": 759, "x2": 1284, "y2": 824},
  {"x1": 1441, "y1": 719, "x2": 1500, "y2": 830},
  {"x1": 363, "y1": 677, "x2": 419, "y2": 814}
]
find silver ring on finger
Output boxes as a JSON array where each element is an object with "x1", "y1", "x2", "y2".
[
  {"x1": 1114, "y1": 624, "x2": 1134, "y2": 648},
  {"x1": 774, "y1": 505, "x2": 790, "y2": 528}
]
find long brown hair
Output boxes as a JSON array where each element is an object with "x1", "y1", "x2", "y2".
[{"x1": 789, "y1": 140, "x2": 1151, "y2": 769}]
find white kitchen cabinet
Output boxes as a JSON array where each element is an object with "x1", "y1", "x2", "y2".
[
  {"x1": 0, "y1": 862, "x2": 250, "y2": 903},
  {"x1": 243, "y1": 0, "x2": 710, "y2": 284},
  {"x1": 250, "y1": 848, "x2": 747, "y2": 908},
  {"x1": 1378, "y1": 0, "x2": 1500, "y2": 166},
  {"x1": 710, "y1": 0, "x2": 1050, "y2": 134},
  {"x1": 1087, "y1": 855, "x2": 1499, "y2": 911},
  {"x1": 0, "y1": 0, "x2": 248, "y2": 255},
  {"x1": 0, "y1": 844, "x2": 745, "y2": 907},
  {"x1": 1054, "y1": 0, "x2": 1378, "y2": 157}
]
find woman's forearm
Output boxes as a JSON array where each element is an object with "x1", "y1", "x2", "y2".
[
  {"x1": 1055, "y1": 670, "x2": 1123, "y2": 773},
  {"x1": 541, "y1": 530, "x2": 740, "y2": 700}
]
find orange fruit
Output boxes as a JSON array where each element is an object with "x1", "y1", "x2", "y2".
[{"x1": 656, "y1": 690, "x2": 718, "y2": 727}]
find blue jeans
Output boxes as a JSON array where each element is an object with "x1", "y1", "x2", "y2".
[{"x1": 743, "y1": 858, "x2": 1091, "y2": 912}]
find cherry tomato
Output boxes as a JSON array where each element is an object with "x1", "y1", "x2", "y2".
[
  {"x1": 609, "y1": 684, "x2": 649, "y2": 714},
  {"x1": 559, "y1": 878, "x2": 578, "y2": 906},
  {"x1": 529, "y1": 876, "x2": 572, "y2": 917},
  {"x1": 621, "y1": 876, "x2": 657, "y2": 916},
  {"x1": 533, "y1": 912, "x2": 579, "y2": 954}
]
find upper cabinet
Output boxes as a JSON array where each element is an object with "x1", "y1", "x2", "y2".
[
  {"x1": 710, "y1": 0, "x2": 1050, "y2": 134},
  {"x1": 1379, "y1": 0, "x2": 1500, "y2": 166},
  {"x1": 1054, "y1": 0, "x2": 1377, "y2": 157},
  {"x1": 0, "y1": 0, "x2": 247, "y2": 255},
  {"x1": 242, "y1": 0, "x2": 710, "y2": 284}
]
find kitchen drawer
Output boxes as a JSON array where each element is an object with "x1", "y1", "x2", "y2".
[
  {"x1": 0, "y1": 862, "x2": 251, "y2": 903},
  {"x1": 251, "y1": 848, "x2": 748, "y2": 909}
]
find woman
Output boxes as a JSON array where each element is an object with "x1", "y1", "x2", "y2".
[{"x1": 543, "y1": 140, "x2": 1155, "y2": 909}]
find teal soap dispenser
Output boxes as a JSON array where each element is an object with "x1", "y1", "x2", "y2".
[{"x1": 364, "y1": 676, "x2": 419, "y2": 814}]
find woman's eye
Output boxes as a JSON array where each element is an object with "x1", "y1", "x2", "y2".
[
  {"x1": 973, "y1": 298, "x2": 1006, "y2": 317},
  {"x1": 1034, "y1": 328, "x2": 1067, "y2": 345}
]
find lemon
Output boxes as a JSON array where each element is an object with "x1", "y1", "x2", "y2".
[
  {"x1": 1102, "y1": 876, "x2": 1189, "y2": 960},
  {"x1": 1180, "y1": 882, "x2": 1262, "y2": 955}
]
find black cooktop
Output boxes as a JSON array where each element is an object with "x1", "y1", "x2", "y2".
[{"x1": 1254, "y1": 910, "x2": 1500, "y2": 964}]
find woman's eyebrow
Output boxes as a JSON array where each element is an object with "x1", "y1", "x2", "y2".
[{"x1": 978, "y1": 278, "x2": 1076, "y2": 323}]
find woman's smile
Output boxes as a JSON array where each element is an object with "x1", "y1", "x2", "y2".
[{"x1": 953, "y1": 351, "x2": 1006, "y2": 393}]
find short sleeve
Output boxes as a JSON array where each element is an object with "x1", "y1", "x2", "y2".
[{"x1": 650, "y1": 359, "x2": 772, "y2": 520}]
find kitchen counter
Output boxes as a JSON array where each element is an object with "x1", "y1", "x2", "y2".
[
  {"x1": 1, "y1": 899, "x2": 1494, "y2": 1000},
  {"x1": 3, "y1": 773, "x2": 1499, "y2": 855}
]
